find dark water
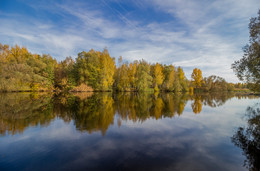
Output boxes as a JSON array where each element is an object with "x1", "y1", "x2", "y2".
[{"x1": 0, "y1": 92, "x2": 259, "y2": 171}]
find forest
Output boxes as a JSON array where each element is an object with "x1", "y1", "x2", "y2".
[{"x1": 0, "y1": 43, "x2": 239, "y2": 92}]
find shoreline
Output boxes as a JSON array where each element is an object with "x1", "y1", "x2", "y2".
[{"x1": 0, "y1": 90, "x2": 259, "y2": 95}]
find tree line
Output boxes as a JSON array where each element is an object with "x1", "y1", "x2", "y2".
[
  {"x1": 0, "y1": 10, "x2": 259, "y2": 92},
  {"x1": 0, "y1": 43, "x2": 236, "y2": 92}
]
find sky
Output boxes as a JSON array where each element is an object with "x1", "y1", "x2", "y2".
[{"x1": 0, "y1": 0, "x2": 259, "y2": 82}]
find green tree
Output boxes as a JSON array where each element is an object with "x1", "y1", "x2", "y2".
[
  {"x1": 232, "y1": 10, "x2": 260, "y2": 92},
  {"x1": 76, "y1": 49, "x2": 100, "y2": 90},
  {"x1": 202, "y1": 75, "x2": 229, "y2": 92},
  {"x1": 75, "y1": 49, "x2": 115, "y2": 91},
  {"x1": 128, "y1": 61, "x2": 138, "y2": 90},
  {"x1": 136, "y1": 60, "x2": 153, "y2": 91}
]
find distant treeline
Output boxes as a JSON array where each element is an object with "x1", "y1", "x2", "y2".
[{"x1": 0, "y1": 43, "x2": 242, "y2": 92}]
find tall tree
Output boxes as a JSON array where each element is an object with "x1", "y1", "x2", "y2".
[
  {"x1": 232, "y1": 10, "x2": 260, "y2": 92},
  {"x1": 75, "y1": 49, "x2": 115, "y2": 91},
  {"x1": 76, "y1": 49, "x2": 100, "y2": 89},
  {"x1": 117, "y1": 63, "x2": 129, "y2": 91},
  {"x1": 191, "y1": 68, "x2": 203, "y2": 89},
  {"x1": 54, "y1": 56, "x2": 76, "y2": 90},
  {"x1": 163, "y1": 65, "x2": 175, "y2": 91},
  {"x1": 136, "y1": 60, "x2": 153, "y2": 91},
  {"x1": 99, "y1": 48, "x2": 116, "y2": 90},
  {"x1": 128, "y1": 61, "x2": 138, "y2": 89},
  {"x1": 174, "y1": 67, "x2": 187, "y2": 92},
  {"x1": 152, "y1": 63, "x2": 164, "y2": 91}
]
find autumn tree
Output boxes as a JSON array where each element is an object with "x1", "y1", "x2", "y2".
[
  {"x1": 179, "y1": 67, "x2": 189, "y2": 91},
  {"x1": 0, "y1": 43, "x2": 236, "y2": 93},
  {"x1": 163, "y1": 65, "x2": 175, "y2": 91},
  {"x1": 99, "y1": 49, "x2": 116, "y2": 90},
  {"x1": 75, "y1": 48, "x2": 115, "y2": 91},
  {"x1": 128, "y1": 61, "x2": 138, "y2": 90},
  {"x1": 191, "y1": 68, "x2": 203, "y2": 89},
  {"x1": 173, "y1": 67, "x2": 186, "y2": 92},
  {"x1": 0, "y1": 43, "x2": 57, "y2": 91},
  {"x1": 117, "y1": 63, "x2": 130, "y2": 91},
  {"x1": 152, "y1": 63, "x2": 164, "y2": 91}
]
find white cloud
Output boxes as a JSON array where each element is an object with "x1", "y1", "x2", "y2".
[{"x1": 0, "y1": 0, "x2": 259, "y2": 82}]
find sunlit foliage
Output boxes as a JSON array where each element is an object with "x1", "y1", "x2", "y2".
[
  {"x1": 191, "y1": 68, "x2": 203, "y2": 89},
  {"x1": 0, "y1": 43, "x2": 237, "y2": 92},
  {"x1": 136, "y1": 60, "x2": 153, "y2": 91},
  {"x1": 162, "y1": 65, "x2": 175, "y2": 91},
  {"x1": 76, "y1": 48, "x2": 116, "y2": 91},
  {"x1": 0, "y1": 44, "x2": 57, "y2": 91},
  {"x1": 151, "y1": 63, "x2": 164, "y2": 91}
]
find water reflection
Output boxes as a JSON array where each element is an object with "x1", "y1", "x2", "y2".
[
  {"x1": 0, "y1": 92, "x2": 258, "y2": 136},
  {"x1": 0, "y1": 93, "x2": 54, "y2": 135},
  {"x1": 191, "y1": 94, "x2": 202, "y2": 114},
  {"x1": 231, "y1": 103, "x2": 260, "y2": 171}
]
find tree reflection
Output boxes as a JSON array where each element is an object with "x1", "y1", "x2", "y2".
[
  {"x1": 67, "y1": 93, "x2": 115, "y2": 136},
  {"x1": 0, "y1": 93, "x2": 54, "y2": 135},
  {"x1": 191, "y1": 95, "x2": 202, "y2": 114},
  {"x1": 199, "y1": 92, "x2": 235, "y2": 108},
  {"x1": 0, "y1": 92, "x2": 252, "y2": 136},
  {"x1": 231, "y1": 103, "x2": 260, "y2": 171},
  {"x1": 152, "y1": 95, "x2": 164, "y2": 120}
]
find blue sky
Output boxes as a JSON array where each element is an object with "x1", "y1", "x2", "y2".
[{"x1": 0, "y1": 0, "x2": 259, "y2": 82}]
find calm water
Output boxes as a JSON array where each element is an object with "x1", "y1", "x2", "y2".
[{"x1": 0, "y1": 92, "x2": 259, "y2": 171}]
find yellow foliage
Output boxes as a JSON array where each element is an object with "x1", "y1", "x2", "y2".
[
  {"x1": 191, "y1": 68, "x2": 203, "y2": 88},
  {"x1": 177, "y1": 67, "x2": 185, "y2": 80},
  {"x1": 192, "y1": 96, "x2": 202, "y2": 114},
  {"x1": 189, "y1": 87, "x2": 194, "y2": 96},
  {"x1": 154, "y1": 97, "x2": 164, "y2": 120},
  {"x1": 153, "y1": 63, "x2": 164, "y2": 88}
]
